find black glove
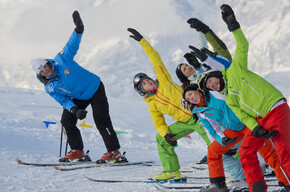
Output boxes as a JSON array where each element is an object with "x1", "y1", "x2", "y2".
[
  {"x1": 71, "y1": 106, "x2": 87, "y2": 120},
  {"x1": 201, "y1": 47, "x2": 217, "y2": 58},
  {"x1": 220, "y1": 4, "x2": 240, "y2": 32},
  {"x1": 72, "y1": 11, "x2": 84, "y2": 34},
  {"x1": 187, "y1": 18, "x2": 210, "y2": 34},
  {"x1": 189, "y1": 45, "x2": 208, "y2": 62},
  {"x1": 202, "y1": 64, "x2": 212, "y2": 71},
  {"x1": 224, "y1": 148, "x2": 237, "y2": 156},
  {"x1": 222, "y1": 136, "x2": 238, "y2": 145},
  {"x1": 127, "y1": 28, "x2": 143, "y2": 42},
  {"x1": 183, "y1": 53, "x2": 201, "y2": 69},
  {"x1": 251, "y1": 125, "x2": 278, "y2": 139},
  {"x1": 165, "y1": 134, "x2": 177, "y2": 147},
  {"x1": 181, "y1": 98, "x2": 190, "y2": 110}
]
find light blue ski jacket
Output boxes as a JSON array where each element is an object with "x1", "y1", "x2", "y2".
[
  {"x1": 40, "y1": 30, "x2": 100, "y2": 111},
  {"x1": 192, "y1": 92, "x2": 244, "y2": 145}
]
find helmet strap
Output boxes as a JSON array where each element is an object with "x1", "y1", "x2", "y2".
[{"x1": 219, "y1": 78, "x2": 225, "y2": 92}]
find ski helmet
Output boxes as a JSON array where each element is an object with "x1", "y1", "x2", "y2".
[
  {"x1": 196, "y1": 69, "x2": 223, "y2": 92},
  {"x1": 133, "y1": 72, "x2": 153, "y2": 96}
]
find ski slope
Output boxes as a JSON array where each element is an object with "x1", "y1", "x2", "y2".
[{"x1": 0, "y1": 0, "x2": 289, "y2": 191}]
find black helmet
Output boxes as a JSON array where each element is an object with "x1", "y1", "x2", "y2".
[
  {"x1": 133, "y1": 73, "x2": 153, "y2": 96},
  {"x1": 196, "y1": 70, "x2": 223, "y2": 92}
]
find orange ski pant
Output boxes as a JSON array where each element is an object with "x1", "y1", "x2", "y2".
[{"x1": 207, "y1": 127, "x2": 248, "y2": 183}]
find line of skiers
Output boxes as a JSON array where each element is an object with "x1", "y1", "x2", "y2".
[
  {"x1": 131, "y1": 4, "x2": 290, "y2": 192},
  {"x1": 30, "y1": 4, "x2": 290, "y2": 192}
]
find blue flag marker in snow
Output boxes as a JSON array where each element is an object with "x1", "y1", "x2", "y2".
[{"x1": 43, "y1": 121, "x2": 56, "y2": 128}]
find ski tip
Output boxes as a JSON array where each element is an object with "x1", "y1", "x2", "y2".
[
  {"x1": 16, "y1": 159, "x2": 23, "y2": 164},
  {"x1": 54, "y1": 166, "x2": 60, "y2": 171}
]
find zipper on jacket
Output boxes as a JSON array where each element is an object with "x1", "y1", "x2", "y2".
[
  {"x1": 242, "y1": 78, "x2": 260, "y2": 96},
  {"x1": 228, "y1": 90, "x2": 264, "y2": 117}
]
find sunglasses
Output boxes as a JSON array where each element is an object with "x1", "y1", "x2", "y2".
[{"x1": 39, "y1": 63, "x2": 48, "y2": 75}]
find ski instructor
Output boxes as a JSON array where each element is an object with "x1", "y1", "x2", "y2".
[{"x1": 30, "y1": 11, "x2": 122, "y2": 163}]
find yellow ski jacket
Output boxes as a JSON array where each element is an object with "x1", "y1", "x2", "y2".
[{"x1": 139, "y1": 38, "x2": 192, "y2": 138}]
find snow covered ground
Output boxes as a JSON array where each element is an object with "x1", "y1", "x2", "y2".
[
  {"x1": 0, "y1": 86, "x2": 209, "y2": 192},
  {"x1": 0, "y1": 0, "x2": 289, "y2": 191}
]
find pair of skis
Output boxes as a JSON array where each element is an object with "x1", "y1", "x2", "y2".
[
  {"x1": 16, "y1": 158, "x2": 204, "y2": 172},
  {"x1": 83, "y1": 176, "x2": 280, "y2": 192},
  {"x1": 83, "y1": 175, "x2": 277, "y2": 184},
  {"x1": 17, "y1": 159, "x2": 282, "y2": 191},
  {"x1": 16, "y1": 159, "x2": 154, "y2": 171}
]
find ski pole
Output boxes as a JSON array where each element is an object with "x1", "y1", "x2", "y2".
[
  {"x1": 64, "y1": 138, "x2": 68, "y2": 156},
  {"x1": 59, "y1": 126, "x2": 64, "y2": 157}
]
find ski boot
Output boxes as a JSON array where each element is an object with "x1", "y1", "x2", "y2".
[
  {"x1": 196, "y1": 155, "x2": 207, "y2": 164},
  {"x1": 155, "y1": 170, "x2": 181, "y2": 181},
  {"x1": 78, "y1": 150, "x2": 92, "y2": 162},
  {"x1": 59, "y1": 150, "x2": 85, "y2": 162},
  {"x1": 200, "y1": 181, "x2": 229, "y2": 192},
  {"x1": 64, "y1": 150, "x2": 84, "y2": 160},
  {"x1": 281, "y1": 186, "x2": 290, "y2": 192},
  {"x1": 227, "y1": 179, "x2": 249, "y2": 192},
  {"x1": 96, "y1": 151, "x2": 128, "y2": 164},
  {"x1": 278, "y1": 182, "x2": 290, "y2": 192}
]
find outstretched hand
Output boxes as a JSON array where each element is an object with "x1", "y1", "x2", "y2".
[
  {"x1": 183, "y1": 53, "x2": 200, "y2": 69},
  {"x1": 201, "y1": 47, "x2": 217, "y2": 58},
  {"x1": 187, "y1": 18, "x2": 210, "y2": 34},
  {"x1": 127, "y1": 28, "x2": 143, "y2": 42},
  {"x1": 72, "y1": 11, "x2": 84, "y2": 34},
  {"x1": 189, "y1": 45, "x2": 208, "y2": 62},
  {"x1": 220, "y1": 4, "x2": 240, "y2": 32}
]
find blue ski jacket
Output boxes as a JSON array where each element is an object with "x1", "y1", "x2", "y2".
[
  {"x1": 192, "y1": 91, "x2": 244, "y2": 145},
  {"x1": 39, "y1": 30, "x2": 100, "y2": 111}
]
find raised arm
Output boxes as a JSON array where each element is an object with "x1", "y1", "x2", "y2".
[
  {"x1": 187, "y1": 18, "x2": 232, "y2": 61},
  {"x1": 187, "y1": 45, "x2": 228, "y2": 70},
  {"x1": 61, "y1": 11, "x2": 84, "y2": 61},
  {"x1": 127, "y1": 28, "x2": 173, "y2": 82},
  {"x1": 220, "y1": 4, "x2": 249, "y2": 71}
]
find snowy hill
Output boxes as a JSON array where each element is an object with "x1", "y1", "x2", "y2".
[
  {"x1": 0, "y1": 0, "x2": 290, "y2": 99},
  {"x1": 0, "y1": 0, "x2": 289, "y2": 191}
]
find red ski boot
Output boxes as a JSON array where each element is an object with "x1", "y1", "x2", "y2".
[
  {"x1": 64, "y1": 150, "x2": 84, "y2": 160},
  {"x1": 101, "y1": 150, "x2": 121, "y2": 162}
]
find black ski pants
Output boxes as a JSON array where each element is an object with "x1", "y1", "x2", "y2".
[{"x1": 60, "y1": 81, "x2": 120, "y2": 152}]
